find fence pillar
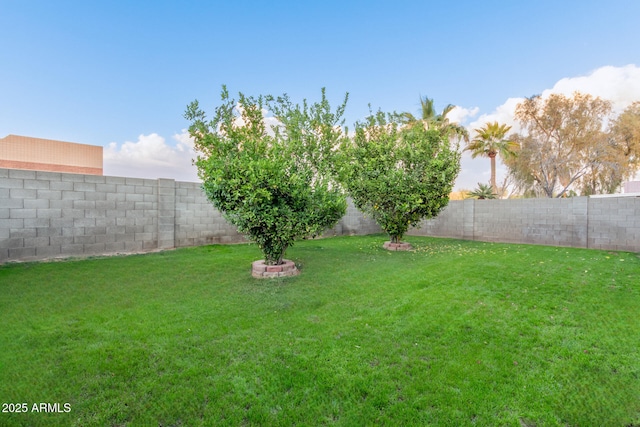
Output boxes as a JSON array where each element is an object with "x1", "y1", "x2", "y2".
[
  {"x1": 157, "y1": 179, "x2": 176, "y2": 249},
  {"x1": 462, "y1": 199, "x2": 475, "y2": 240}
]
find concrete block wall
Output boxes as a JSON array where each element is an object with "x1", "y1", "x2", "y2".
[
  {"x1": 588, "y1": 197, "x2": 640, "y2": 251},
  {"x1": 471, "y1": 197, "x2": 588, "y2": 247},
  {"x1": 3, "y1": 166, "x2": 639, "y2": 262},
  {"x1": 174, "y1": 181, "x2": 247, "y2": 247},
  {"x1": 409, "y1": 196, "x2": 640, "y2": 252},
  {"x1": 158, "y1": 179, "x2": 176, "y2": 249},
  {"x1": 324, "y1": 199, "x2": 382, "y2": 237},
  {"x1": 0, "y1": 168, "x2": 380, "y2": 263},
  {"x1": 1, "y1": 168, "x2": 161, "y2": 262},
  {"x1": 410, "y1": 200, "x2": 465, "y2": 239}
]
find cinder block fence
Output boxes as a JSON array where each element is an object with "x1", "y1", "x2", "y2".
[
  {"x1": 408, "y1": 196, "x2": 640, "y2": 252},
  {"x1": 1, "y1": 167, "x2": 639, "y2": 263},
  {"x1": 0, "y1": 168, "x2": 380, "y2": 263}
]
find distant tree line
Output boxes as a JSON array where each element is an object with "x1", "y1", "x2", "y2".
[
  {"x1": 185, "y1": 88, "x2": 640, "y2": 269},
  {"x1": 506, "y1": 93, "x2": 640, "y2": 197},
  {"x1": 465, "y1": 92, "x2": 640, "y2": 198}
]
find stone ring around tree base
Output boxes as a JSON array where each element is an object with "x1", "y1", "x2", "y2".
[
  {"x1": 383, "y1": 241, "x2": 413, "y2": 251},
  {"x1": 252, "y1": 259, "x2": 300, "y2": 279}
]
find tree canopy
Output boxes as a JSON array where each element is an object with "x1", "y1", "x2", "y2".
[
  {"x1": 464, "y1": 121, "x2": 517, "y2": 195},
  {"x1": 339, "y1": 110, "x2": 460, "y2": 244},
  {"x1": 400, "y1": 95, "x2": 469, "y2": 143},
  {"x1": 612, "y1": 101, "x2": 640, "y2": 166},
  {"x1": 605, "y1": 101, "x2": 640, "y2": 193},
  {"x1": 467, "y1": 183, "x2": 497, "y2": 200},
  {"x1": 504, "y1": 92, "x2": 640, "y2": 197},
  {"x1": 185, "y1": 87, "x2": 347, "y2": 265}
]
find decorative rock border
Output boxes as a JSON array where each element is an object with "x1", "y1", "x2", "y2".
[
  {"x1": 383, "y1": 241, "x2": 413, "y2": 251},
  {"x1": 252, "y1": 259, "x2": 300, "y2": 279}
]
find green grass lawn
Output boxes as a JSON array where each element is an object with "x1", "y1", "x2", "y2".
[{"x1": 1, "y1": 235, "x2": 639, "y2": 426}]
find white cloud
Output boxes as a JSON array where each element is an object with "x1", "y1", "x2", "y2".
[
  {"x1": 102, "y1": 102, "x2": 294, "y2": 182},
  {"x1": 102, "y1": 106, "x2": 284, "y2": 182},
  {"x1": 467, "y1": 97, "x2": 525, "y2": 134},
  {"x1": 454, "y1": 64, "x2": 640, "y2": 191},
  {"x1": 102, "y1": 65, "x2": 640, "y2": 190},
  {"x1": 447, "y1": 106, "x2": 479, "y2": 124},
  {"x1": 173, "y1": 130, "x2": 195, "y2": 152},
  {"x1": 103, "y1": 132, "x2": 199, "y2": 182},
  {"x1": 542, "y1": 64, "x2": 640, "y2": 114}
]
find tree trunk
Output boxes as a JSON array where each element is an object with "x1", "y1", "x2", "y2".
[
  {"x1": 276, "y1": 245, "x2": 287, "y2": 265},
  {"x1": 489, "y1": 153, "x2": 497, "y2": 194},
  {"x1": 265, "y1": 245, "x2": 287, "y2": 265}
]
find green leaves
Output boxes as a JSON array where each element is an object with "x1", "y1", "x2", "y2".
[
  {"x1": 339, "y1": 112, "x2": 461, "y2": 243},
  {"x1": 467, "y1": 183, "x2": 498, "y2": 199},
  {"x1": 187, "y1": 88, "x2": 465, "y2": 261},
  {"x1": 186, "y1": 87, "x2": 347, "y2": 265}
]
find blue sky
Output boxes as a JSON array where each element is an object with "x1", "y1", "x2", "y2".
[{"x1": 2, "y1": 0, "x2": 640, "y2": 189}]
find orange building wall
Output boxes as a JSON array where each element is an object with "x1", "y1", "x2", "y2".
[{"x1": 0, "y1": 134, "x2": 103, "y2": 175}]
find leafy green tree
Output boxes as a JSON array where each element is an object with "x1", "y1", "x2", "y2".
[
  {"x1": 464, "y1": 121, "x2": 517, "y2": 195},
  {"x1": 185, "y1": 87, "x2": 347, "y2": 265},
  {"x1": 339, "y1": 110, "x2": 460, "y2": 244},
  {"x1": 467, "y1": 183, "x2": 497, "y2": 199},
  {"x1": 401, "y1": 95, "x2": 469, "y2": 143}
]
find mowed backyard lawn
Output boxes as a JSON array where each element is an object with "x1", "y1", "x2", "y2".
[{"x1": 0, "y1": 235, "x2": 639, "y2": 426}]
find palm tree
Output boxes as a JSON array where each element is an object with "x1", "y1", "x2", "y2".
[
  {"x1": 467, "y1": 183, "x2": 497, "y2": 199},
  {"x1": 464, "y1": 122, "x2": 517, "y2": 195},
  {"x1": 401, "y1": 95, "x2": 469, "y2": 143}
]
